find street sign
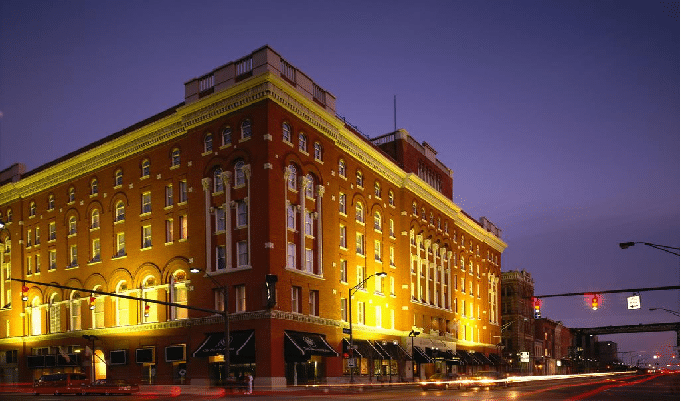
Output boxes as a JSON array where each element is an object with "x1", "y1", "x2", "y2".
[
  {"x1": 347, "y1": 358, "x2": 356, "y2": 367},
  {"x1": 342, "y1": 328, "x2": 351, "y2": 335},
  {"x1": 520, "y1": 352, "x2": 530, "y2": 363},
  {"x1": 627, "y1": 295, "x2": 641, "y2": 310}
]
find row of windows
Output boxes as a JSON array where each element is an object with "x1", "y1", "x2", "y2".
[
  {"x1": 282, "y1": 123, "x2": 323, "y2": 162},
  {"x1": 337, "y1": 159, "x2": 395, "y2": 206},
  {"x1": 203, "y1": 120, "x2": 252, "y2": 153}
]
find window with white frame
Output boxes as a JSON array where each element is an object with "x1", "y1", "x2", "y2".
[
  {"x1": 92, "y1": 238, "x2": 101, "y2": 262},
  {"x1": 374, "y1": 240, "x2": 382, "y2": 262},
  {"x1": 69, "y1": 245, "x2": 78, "y2": 266},
  {"x1": 339, "y1": 225, "x2": 347, "y2": 248},
  {"x1": 49, "y1": 249, "x2": 57, "y2": 270},
  {"x1": 165, "y1": 184, "x2": 173, "y2": 207},
  {"x1": 355, "y1": 202, "x2": 364, "y2": 223},
  {"x1": 215, "y1": 206, "x2": 226, "y2": 232},
  {"x1": 338, "y1": 159, "x2": 346, "y2": 178},
  {"x1": 374, "y1": 181, "x2": 381, "y2": 198},
  {"x1": 165, "y1": 219, "x2": 173, "y2": 243},
  {"x1": 213, "y1": 168, "x2": 224, "y2": 193},
  {"x1": 338, "y1": 192, "x2": 346, "y2": 214},
  {"x1": 234, "y1": 160, "x2": 246, "y2": 186},
  {"x1": 68, "y1": 216, "x2": 77, "y2": 235},
  {"x1": 356, "y1": 171, "x2": 363, "y2": 187},
  {"x1": 340, "y1": 259, "x2": 347, "y2": 283},
  {"x1": 373, "y1": 211, "x2": 381, "y2": 231},
  {"x1": 142, "y1": 226, "x2": 152, "y2": 249},
  {"x1": 287, "y1": 243, "x2": 296, "y2": 269},
  {"x1": 305, "y1": 249, "x2": 313, "y2": 273},
  {"x1": 29, "y1": 201, "x2": 36, "y2": 217},
  {"x1": 355, "y1": 232, "x2": 365, "y2": 256},
  {"x1": 375, "y1": 305, "x2": 382, "y2": 328},
  {"x1": 356, "y1": 265, "x2": 365, "y2": 289},
  {"x1": 389, "y1": 219, "x2": 395, "y2": 237},
  {"x1": 309, "y1": 290, "x2": 319, "y2": 316},
  {"x1": 291, "y1": 286, "x2": 302, "y2": 313},
  {"x1": 390, "y1": 276, "x2": 395, "y2": 296},
  {"x1": 217, "y1": 245, "x2": 226, "y2": 270},
  {"x1": 179, "y1": 215, "x2": 188, "y2": 239},
  {"x1": 235, "y1": 285, "x2": 246, "y2": 312},
  {"x1": 237, "y1": 241, "x2": 248, "y2": 266},
  {"x1": 236, "y1": 201, "x2": 248, "y2": 227},
  {"x1": 305, "y1": 174, "x2": 314, "y2": 198},
  {"x1": 388, "y1": 191, "x2": 394, "y2": 206},
  {"x1": 357, "y1": 301, "x2": 365, "y2": 325},
  {"x1": 91, "y1": 209, "x2": 100, "y2": 229},
  {"x1": 49, "y1": 222, "x2": 56, "y2": 241},
  {"x1": 286, "y1": 204, "x2": 296, "y2": 230},
  {"x1": 304, "y1": 211, "x2": 313, "y2": 236},
  {"x1": 389, "y1": 246, "x2": 395, "y2": 267},
  {"x1": 68, "y1": 187, "x2": 76, "y2": 203},
  {"x1": 341, "y1": 298, "x2": 347, "y2": 321},
  {"x1": 115, "y1": 169, "x2": 123, "y2": 187},
  {"x1": 90, "y1": 179, "x2": 98, "y2": 196},
  {"x1": 314, "y1": 142, "x2": 322, "y2": 161},
  {"x1": 35, "y1": 227, "x2": 40, "y2": 245},
  {"x1": 141, "y1": 192, "x2": 151, "y2": 214},
  {"x1": 298, "y1": 133, "x2": 307, "y2": 152},
  {"x1": 179, "y1": 180, "x2": 188, "y2": 203},
  {"x1": 116, "y1": 232, "x2": 126, "y2": 257},
  {"x1": 287, "y1": 164, "x2": 297, "y2": 190},
  {"x1": 49, "y1": 297, "x2": 61, "y2": 333},
  {"x1": 70, "y1": 293, "x2": 81, "y2": 331}
]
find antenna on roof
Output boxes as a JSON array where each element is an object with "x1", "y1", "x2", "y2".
[{"x1": 393, "y1": 95, "x2": 397, "y2": 132}]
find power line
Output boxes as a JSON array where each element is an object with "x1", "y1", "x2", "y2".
[{"x1": 534, "y1": 285, "x2": 679, "y2": 299}]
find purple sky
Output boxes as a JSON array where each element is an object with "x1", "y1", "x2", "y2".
[{"x1": 1, "y1": 1, "x2": 678, "y2": 366}]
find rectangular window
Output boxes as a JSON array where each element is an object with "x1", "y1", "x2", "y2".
[
  {"x1": 286, "y1": 204, "x2": 296, "y2": 230},
  {"x1": 26, "y1": 256, "x2": 32, "y2": 275},
  {"x1": 390, "y1": 276, "x2": 395, "y2": 296},
  {"x1": 237, "y1": 241, "x2": 248, "y2": 266},
  {"x1": 304, "y1": 211, "x2": 313, "y2": 236},
  {"x1": 235, "y1": 285, "x2": 246, "y2": 312},
  {"x1": 179, "y1": 180, "x2": 188, "y2": 203},
  {"x1": 374, "y1": 240, "x2": 382, "y2": 262},
  {"x1": 216, "y1": 206, "x2": 226, "y2": 232},
  {"x1": 179, "y1": 215, "x2": 188, "y2": 240},
  {"x1": 389, "y1": 247, "x2": 395, "y2": 266},
  {"x1": 165, "y1": 184, "x2": 173, "y2": 207},
  {"x1": 356, "y1": 266, "x2": 365, "y2": 289},
  {"x1": 287, "y1": 243, "x2": 296, "y2": 269},
  {"x1": 35, "y1": 254, "x2": 41, "y2": 273},
  {"x1": 340, "y1": 259, "x2": 347, "y2": 283},
  {"x1": 35, "y1": 227, "x2": 40, "y2": 245},
  {"x1": 357, "y1": 301, "x2": 365, "y2": 325},
  {"x1": 340, "y1": 298, "x2": 347, "y2": 321},
  {"x1": 141, "y1": 192, "x2": 151, "y2": 214},
  {"x1": 142, "y1": 226, "x2": 152, "y2": 249},
  {"x1": 309, "y1": 290, "x2": 319, "y2": 316},
  {"x1": 375, "y1": 274, "x2": 384, "y2": 294},
  {"x1": 71, "y1": 300, "x2": 81, "y2": 331},
  {"x1": 165, "y1": 219, "x2": 173, "y2": 243},
  {"x1": 291, "y1": 286, "x2": 301, "y2": 313},
  {"x1": 305, "y1": 248, "x2": 313, "y2": 273},
  {"x1": 27, "y1": 230, "x2": 32, "y2": 247},
  {"x1": 217, "y1": 246, "x2": 226, "y2": 270},
  {"x1": 338, "y1": 192, "x2": 346, "y2": 214},
  {"x1": 339, "y1": 225, "x2": 347, "y2": 248},
  {"x1": 49, "y1": 250, "x2": 57, "y2": 270},
  {"x1": 49, "y1": 303, "x2": 60, "y2": 333},
  {"x1": 375, "y1": 306, "x2": 382, "y2": 328},
  {"x1": 389, "y1": 219, "x2": 395, "y2": 237},
  {"x1": 116, "y1": 232, "x2": 126, "y2": 257},
  {"x1": 92, "y1": 239, "x2": 101, "y2": 262},
  {"x1": 49, "y1": 222, "x2": 56, "y2": 241},
  {"x1": 355, "y1": 233, "x2": 365, "y2": 255},
  {"x1": 236, "y1": 201, "x2": 248, "y2": 227}
]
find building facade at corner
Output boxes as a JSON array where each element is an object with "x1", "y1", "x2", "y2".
[{"x1": 0, "y1": 46, "x2": 506, "y2": 388}]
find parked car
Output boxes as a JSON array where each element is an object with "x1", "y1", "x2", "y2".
[
  {"x1": 468, "y1": 371, "x2": 508, "y2": 388},
  {"x1": 32, "y1": 373, "x2": 89, "y2": 395},
  {"x1": 80, "y1": 379, "x2": 140, "y2": 395},
  {"x1": 420, "y1": 372, "x2": 465, "y2": 390}
]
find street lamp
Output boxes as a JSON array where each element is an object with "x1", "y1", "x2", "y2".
[
  {"x1": 619, "y1": 242, "x2": 679, "y2": 256},
  {"x1": 348, "y1": 271, "x2": 387, "y2": 384},
  {"x1": 408, "y1": 329, "x2": 420, "y2": 381},
  {"x1": 189, "y1": 267, "x2": 230, "y2": 385},
  {"x1": 82, "y1": 335, "x2": 98, "y2": 382}
]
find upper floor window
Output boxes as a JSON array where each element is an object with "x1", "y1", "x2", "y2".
[
  {"x1": 236, "y1": 201, "x2": 248, "y2": 227},
  {"x1": 141, "y1": 192, "x2": 152, "y2": 214},
  {"x1": 171, "y1": 148, "x2": 181, "y2": 167},
  {"x1": 338, "y1": 192, "x2": 346, "y2": 214},
  {"x1": 287, "y1": 164, "x2": 297, "y2": 191},
  {"x1": 412, "y1": 202, "x2": 417, "y2": 216},
  {"x1": 338, "y1": 159, "x2": 346, "y2": 178},
  {"x1": 91, "y1": 209, "x2": 100, "y2": 229},
  {"x1": 373, "y1": 211, "x2": 382, "y2": 231},
  {"x1": 29, "y1": 201, "x2": 36, "y2": 217},
  {"x1": 90, "y1": 178, "x2": 98, "y2": 195},
  {"x1": 286, "y1": 204, "x2": 296, "y2": 230},
  {"x1": 115, "y1": 201, "x2": 125, "y2": 222},
  {"x1": 374, "y1": 182, "x2": 381, "y2": 198},
  {"x1": 314, "y1": 142, "x2": 322, "y2": 161},
  {"x1": 204, "y1": 133, "x2": 213, "y2": 153},
  {"x1": 68, "y1": 216, "x2": 77, "y2": 235},
  {"x1": 355, "y1": 202, "x2": 364, "y2": 223},
  {"x1": 356, "y1": 171, "x2": 363, "y2": 188},
  {"x1": 304, "y1": 174, "x2": 314, "y2": 198},
  {"x1": 48, "y1": 195, "x2": 55, "y2": 210},
  {"x1": 298, "y1": 133, "x2": 307, "y2": 153},
  {"x1": 68, "y1": 187, "x2": 76, "y2": 203},
  {"x1": 222, "y1": 127, "x2": 232, "y2": 146},
  {"x1": 241, "y1": 120, "x2": 252, "y2": 140},
  {"x1": 6, "y1": 208, "x2": 11, "y2": 223},
  {"x1": 282, "y1": 123, "x2": 291, "y2": 142},
  {"x1": 234, "y1": 160, "x2": 245, "y2": 187},
  {"x1": 115, "y1": 169, "x2": 123, "y2": 187},
  {"x1": 141, "y1": 159, "x2": 150, "y2": 178},
  {"x1": 213, "y1": 168, "x2": 224, "y2": 193}
]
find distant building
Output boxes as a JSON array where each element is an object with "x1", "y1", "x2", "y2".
[
  {"x1": 534, "y1": 318, "x2": 574, "y2": 375},
  {"x1": 596, "y1": 341, "x2": 618, "y2": 365},
  {"x1": 500, "y1": 269, "x2": 535, "y2": 374},
  {"x1": 0, "y1": 45, "x2": 506, "y2": 388}
]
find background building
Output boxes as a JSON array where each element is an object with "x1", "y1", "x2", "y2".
[
  {"x1": 0, "y1": 46, "x2": 506, "y2": 388},
  {"x1": 500, "y1": 269, "x2": 535, "y2": 374}
]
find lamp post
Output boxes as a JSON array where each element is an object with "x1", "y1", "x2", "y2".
[
  {"x1": 348, "y1": 271, "x2": 387, "y2": 384},
  {"x1": 619, "y1": 242, "x2": 679, "y2": 256},
  {"x1": 408, "y1": 329, "x2": 420, "y2": 381},
  {"x1": 189, "y1": 267, "x2": 230, "y2": 385},
  {"x1": 82, "y1": 335, "x2": 98, "y2": 382}
]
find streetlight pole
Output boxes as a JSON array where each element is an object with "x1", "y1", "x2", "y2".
[
  {"x1": 348, "y1": 272, "x2": 387, "y2": 384},
  {"x1": 619, "y1": 242, "x2": 679, "y2": 256},
  {"x1": 408, "y1": 329, "x2": 420, "y2": 381},
  {"x1": 189, "y1": 267, "x2": 230, "y2": 385}
]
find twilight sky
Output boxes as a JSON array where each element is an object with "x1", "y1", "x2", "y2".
[{"x1": 1, "y1": 1, "x2": 678, "y2": 366}]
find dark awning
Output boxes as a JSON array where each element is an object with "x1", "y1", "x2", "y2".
[
  {"x1": 412, "y1": 346, "x2": 432, "y2": 364},
  {"x1": 373, "y1": 341, "x2": 412, "y2": 361},
  {"x1": 488, "y1": 353, "x2": 505, "y2": 365},
  {"x1": 456, "y1": 350, "x2": 477, "y2": 365},
  {"x1": 342, "y1": 338, "x2": 385, "y2": 359},
  {"x1": 192, "y1": 330, "x2": 255, "y2": 363},
  {"x1": 285, "y1": 331, "x2": 338, "y2": 362},
  {"x1": 473, "y1": 352, "x2": 493, "y2": 365},
  {"x1": 442, "y1": 349, "x2": 462, "y2": 365}
]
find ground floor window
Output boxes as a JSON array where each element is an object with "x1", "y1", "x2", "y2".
[{"x1": 285, "y1": 355, "x2": 325, "y2": 385}]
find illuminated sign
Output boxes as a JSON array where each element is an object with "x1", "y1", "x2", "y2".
[{"x1": 627, "y1": 295, "x2": 641, "y2": 310}]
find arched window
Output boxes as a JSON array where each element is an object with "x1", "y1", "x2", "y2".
[
  {"x1": 213, "y1": 168, "x2": 224, "y2": 193},
  {"x1": 115, "y1": 201, "x2": 125, "y2": 222},
  {"x1": 91, "y1": 209, "x2": 100, "y2": 229},
  {"x1": 171, "y1": 148, "x2": 181, "y2": 167},
  {"x1": 172, "y1": 271, "x2": 188, "y2": 320},
  {"x1": 91, "y1": 286, "x2": 105, "y2": 329},
  {"x1": 31, "y1": 297, "x2": 42, "y2": 335},
  {"x1": 141, "y1": 159, "x2": 150, "y2": 178},
  {"x1": 374, "y1": 211, "x2": 382, "y2": 231},
  {"x1": 68, "y1": 187, "x2": 76, "y2": 203},
  {"x1": 49, "y1": 293, "x2": 61, "y2": 333},
  {"x1": 241, "y1": 119, "x2": 252, "y2": 139},
  {"x1": 287, "y1": 164, "x2": 297, "y2": 191},
  {"x1": 356, "y1": 171, "x2": 363, "y2": 188},
  {"x1": 114, "y1": 169, "x2": 123, "y2": 186},
  {"x1": 70, "y1": 292, "x2": 81, "y2": 331},
  {"x1": 68, "y1": 216, "x2": 77, "y2": 235},
  {"x1": 115, "y1": 281, "x2": 129, "y2": 326},
  {"x1": 355, "y1": 202, "x2": 364, "y2": 223},
  {"x1": 374, "y1": 181, "x2": 381, "y2": 198},
  {"x1": 90, "y1": 178, "x2": 98, "y2": 195},
  {"x1": 282, "y1": 122, "x2": 291, "y2": 142},
  {"x1": 204, "y1": 133, "x2": 213, "y2": 153},
  {"x1": 29, "y1": 201, "x2": 36, "y2": 217},
  {"x1": 222, "y1": 127, "x2": 232, "y2": 146},
  {"x1": 338, "y1": 159, "x2": 346, "y2": 178},
  {"x1": 298, "y1": 133, "x2": 307, "y2": 152},
  {"x1": 234, "y1": 160, "x2": 245, "y2": 187},
  {"x1": 314, "y1": 142, "x2": 322, "y2": 161},
  {"x1": 142, "y1": 276, "x2": 157, "y2": 323},
  {"x1": 305, "y1": 174, "x2": 314, "y2": 198}
]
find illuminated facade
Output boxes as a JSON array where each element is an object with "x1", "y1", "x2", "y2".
[{"x1": 0, "y1": 46, "x2": 506, "y2": 388}]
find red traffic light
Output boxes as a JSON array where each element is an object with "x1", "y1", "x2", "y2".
[
  {"x1": 21, "y1": 286, "x2": 29, "y2": 301},
  {"x1": 591, "y1": 295, "x2": 599, "y2": 310},
  {"x1": 89, "y1": 296, "x2": 96, "y2": 310}
]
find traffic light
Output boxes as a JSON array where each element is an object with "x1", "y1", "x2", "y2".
[
  {"x1": 591, "y1": 295, "x2": 599, "y2": 310},
  {"x1": 89, "y1": 296, "x2": 96, "y2": 310},
  {"x1": 144, "y1": 303, "x2": 150, "y2": 317},
  {"x1": 21, "y1": 286, "x2": 29, "y2": 302},
  {"x1": 533, "y1": 297, "x2": 542, "y2": 319}
]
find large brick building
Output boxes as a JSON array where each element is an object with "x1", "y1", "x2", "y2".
[{"x1": 0, "y1": 46, "x2": 506, "y2": 388}]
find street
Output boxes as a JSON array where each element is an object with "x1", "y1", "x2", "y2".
[{"x1": 2, "y1": 372, "x2": 677, "y2": 401}]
